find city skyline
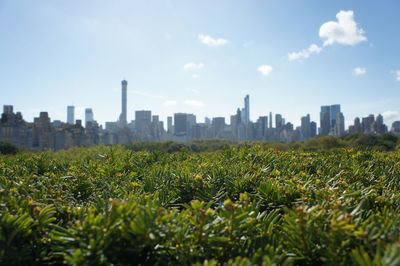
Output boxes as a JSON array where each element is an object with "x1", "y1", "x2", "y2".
[
  {"x1": 1, "y1": 84, "x2": 396, "y2": 131},
  {"x1": 1, "y1": 1, "x2": 399, "y2": 126},
  {"x1": 1, "y1": 81, "x2": 397, "y2": 151},
  {"x1": 1, "y1": 78, "x2": 395, "y2": 135}
]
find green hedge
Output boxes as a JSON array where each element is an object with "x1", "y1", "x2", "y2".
[{"x1": 1, "y1": 145, "x2": 400, "y2": 265}]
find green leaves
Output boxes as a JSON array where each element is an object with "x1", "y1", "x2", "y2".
[{"x1": 1, "y1": 145, "x2": 400, "y2": 264}]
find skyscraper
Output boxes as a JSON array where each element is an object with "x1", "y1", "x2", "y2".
[
  {"x1": 269, "y1": 112, "x2": 272, "y2": 128},
  {"x1": 334, "y1": 112, "x2": 345, "y2": 136},
  {"x1": 310, "y1": 121, "x2": 317, "y2": 138},
  {"x1": 244, "y1": 95, "x2": 250, "y2": 124},
  {"x1": 275, "y1": 114, "x2": 283, "y2": 129},
  {"x1": 67, "y1": 105, "x2": 75, "y2": 125},
  {"x1": 300, "y1": 114, "x2": 311, "y2": 140},
  {"x1": 320, "y1": 106, "x2": 331, "y2": 135},
  {"x1": 119, "y1": 80, "x2": 128, "y2": 126},
  {"x1": 3, "y1": 105, "x2": 13, "y2": 114},
  {"x1": 375, "y1": 114, "x2": 387, "y2": 134},
  {"x1": 167, "y1": 116, "x2": 173, "y2": 134},
  {"x1": 174, "y1": 113, "x2": 189, "y2": 136},
  {"x1": 212, "y1": 117, "x2": 226, "y2": 137},
  {"x1": 362, "y1": 114, "x2": 375, "y2": 134},
  {"x1": 85, "y1": 108, "x2": 94, "y2": 125},
  {"x1": 330, "y1": 104, "x2": 341, "y2": 132},
  {"x1": 135, "y1": 110, "x2": 151, "y2": 133}
]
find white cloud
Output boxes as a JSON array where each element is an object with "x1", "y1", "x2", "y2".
[
  {"x1": 184, "y1": 100, "x2": 204, "y2": 107},
  {"x1": 185, "y1": 88, "x2": 200, "y2": 94},
  {"x1": 198, "y1": 34, "x2": 229, "y2": 47},
  {"x1": 288, "y1": 44, "x2": 322, "y2": 61},
  {"x1": 383, "y1": 111, "x2": 400, "y2": 126},
  {"x1": 353, "y1": 67, "x2": 366, "y2": 76},
  {"x1": 319, "y1": 10, "x2": 367, "y2": 46},
  {"x1": 192, "y1": 74, "x2": 200, "y2": 79},
  {"x1": 288, "y1": 10, "x2": 366, "y2": 62},
  {"x1": 183, "y1": 62, "x2": 204, "y2": 71},
  {"x1": 163, "y1": 100, "x2": 177, "y2": 106},
  {"x1": 257, "y1": 65, "x2": 273, "y2": 76},
  {"x1": 393, "y1": 70, "x2": 400, "y2": 81}
]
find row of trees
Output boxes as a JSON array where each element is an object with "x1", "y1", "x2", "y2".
[
  {"x1": 2, "y1": 133, "x2": 400, "y2": 155},
  {"x1": 125, "y1": 134, "x2": 400, "y2": 153}
]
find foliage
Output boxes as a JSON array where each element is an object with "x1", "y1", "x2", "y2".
[
  {"x1": 0, "y1": 144, "x2": 400, "y2": 265},
  {"x1": 125, "y1": 133, "x2": 400, "y2": 154},
  {"x1": 0, "y1": 141, "x2": 19, "y2": 155},
  {"x1": 125, "y1": 139, "x2": 234, "y2": 153}
]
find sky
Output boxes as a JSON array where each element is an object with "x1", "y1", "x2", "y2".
[{"x1": 1, "y1": 0, "x2": 400, "y2": 128}]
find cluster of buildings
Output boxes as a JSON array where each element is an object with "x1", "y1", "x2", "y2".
[{"x1": 1, "y1": 80, "x2": 399, "y2": 150}]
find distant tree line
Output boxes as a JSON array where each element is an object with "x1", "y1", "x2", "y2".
[
  {"x1": 125, "y1": 133, "x2": 400, "y2": 153},
  {"x1": 2, "y1": 133, "x2": 399, "y2": 155},
  {"x1": 0, "y1": 141, "x2": 19, "y2": 155}
]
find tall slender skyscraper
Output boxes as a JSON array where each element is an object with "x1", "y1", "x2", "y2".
[
  {"x1": 119, "y1": 80, "x2": 128, "y2": 126},
  {"x1": 244, "y1": 95, "x2": 250, "y2": 124},
  {"x1": 301, "y1": 114, "x2": 311, "y2": 140},
  {"x1": 67, "y1": 105, "x2": 75, "y2": 125},
  {"x1": 269, "y1": 112, "x2": 272, "y2": 128},
  {"x1": 167, "y1": 116, "x2": 173, "y2": 134},
  {"x1": 320, "y1": 106, "x2": 331, "y2": 135},
  {"x1": 275, "y1": 114, "x2": 283, "y2": 128}
]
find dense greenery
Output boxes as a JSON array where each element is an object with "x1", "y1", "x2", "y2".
[
  {"x1": 1, "y1": 144, "x2": 400, "y2": 265},
  {"x1": 0, "y1": 141, "x2": 19, "y2": 155},
  {"x1": 125, "y1": 133, "x2": 400, "y2": 153}
]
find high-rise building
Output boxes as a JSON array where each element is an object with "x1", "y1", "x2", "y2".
[
  {"x1": 310, "y1": 121, "x2": 317, "y2": 138},
  {"x1": 300, "y1": 114, "x2": 311, "y2": 140},
  {"x1": 362, "y1": 114, "x2": 375, "y2": 134},
  {"x1": 135, "y1": 110, "x2": 151, "y2": 133},
  {"x1": 330, "y1": 104, "x2": 341, "y2": 132},
  {"x1": 212, "y1": 117, "x2": 226, "y2": 137},
  {"x1": 391, "y1": 121, "x2": 400, "y2": 134},
  {"x1": 174, "y1": 113, "x2": 189, "y2": 136},
  {"x1": 205, "y1": 117, "x2": 211, "y2": 126},
  {"x1": 354, "y1": 117, "x2": 362, "y2": 133},
  {"x1": 375, "y1": 114, "x2": 387, "y2": 134},
  {"x1": 167, "y1": 116, "x2": 173, "y2": 134},
  {"x1": 320, "y1": 106, "x2": 330, "y2": 135},
  {"x1": 334, "y1": 112, "x2": 345, "y2": 136},
  {"x1": 269, "y1": 112, "x2": 272, "y2": 128},
  {"x1": 243, "y1": 95, "x2": 250, "y2": 124},
  {"x1": 67, "y1": 105, "x2": 75, "y2": 125},
  {"x1": 187, "y1": 114, "x2": 196, "y2": 128},
  {"x1": 119, "y1": 80, "x2": 128, "y2": 126},
  {"x1": 3, "y1": 105, "x2": 13, "y2": 114},
  {"x1": 275, "y1": 114, "x2": 283, "y2": 129},
  {"x1": 85, "y1": 108, "x2": 94, "y2": 126},
  {"x1": 255, "y1": 116, "x2": 268, "y2": 140}
]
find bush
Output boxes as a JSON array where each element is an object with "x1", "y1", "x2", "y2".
[
  {"x1": 0, "y1": 141, "x2": 19, "y2": 155},
  {"x1": 1, "y1": 145, "x2": 400, "y2": 264}
]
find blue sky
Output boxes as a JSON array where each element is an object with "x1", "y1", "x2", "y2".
[{"x1": 1, "y1": 0, "x2": 399, "y2": 127}]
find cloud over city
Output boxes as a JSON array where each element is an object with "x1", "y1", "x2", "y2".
[
  {"x1": 288, "y1": 44, "x2": 322, "y2": 61},
  {"x1": 183, "y1": 62, "x2": 204, "y2": 71},
  {"x1": 319, "y1": 10, "x2": 367, "y2": 46},
  {"x1": 257, "y1": 65, "x2": 273, "y2": 76},
  {"x1": 353, "y1": 67, "x2": 366, "y2": 76},
  {"x1": 198, "y1": 34, "x2": 229, "y2": 47},
  {"x1": 288, "y1": 10, "x2": 366, "y2": 61},
  {"x1": 392, "y1": 70, "x2": 400, "y2": 81}
]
